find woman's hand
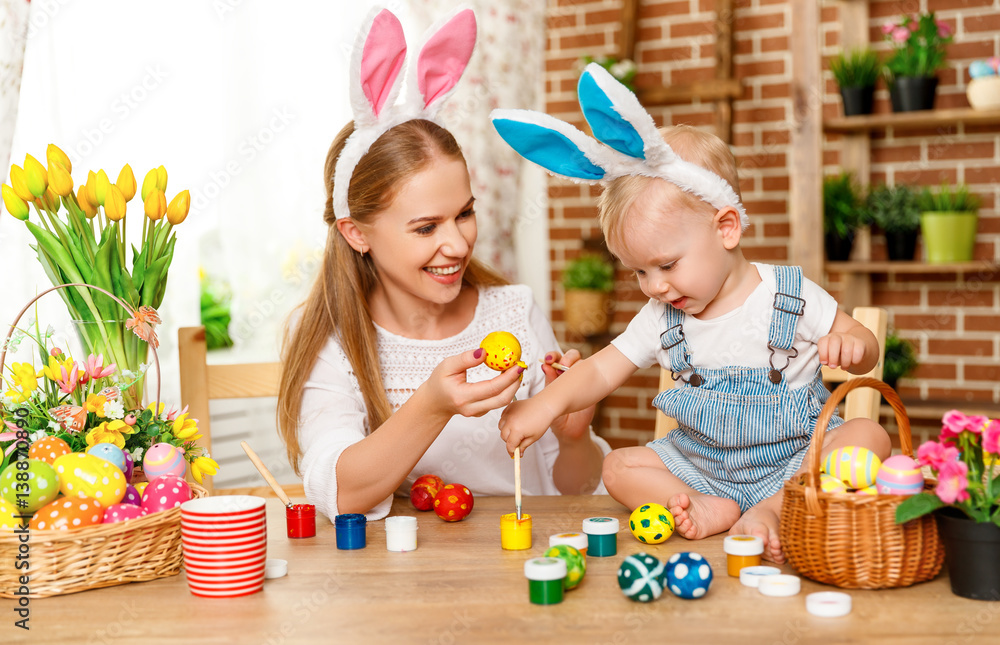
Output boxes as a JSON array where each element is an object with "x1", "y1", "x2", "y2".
[
  {"x1": 421, "y1": 347, "x2": 523, "y2": 421},
  {"x1": 541, "y1": 349, "x2": 596, "y2": 443}
]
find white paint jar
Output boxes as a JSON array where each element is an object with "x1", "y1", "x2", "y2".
[{"x1": 385, "y1": 516, "x2": 418, "y2": 552}]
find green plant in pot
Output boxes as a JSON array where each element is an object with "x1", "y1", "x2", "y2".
[
  {"x1": 563, "y1": 254, "x2": 615, "y2": 336},
  {"x1": 830, "y1": 47, "x2": 881, "y2": 116},
  {"x1": 882, "y1": 12, "x2": 953, "y2": 112},
  {"x1": 918, "y1": 183, "x2": 980, "y2": 263},
  {"x1": 823, "y1": 172, "x2": 865, "y2": 262},
  {"x1": 865, "y1": 183, "x2": 920, "y2": 261},
  {"x1": 882, "y1": 332, "x2": 918, "y2": 390}
]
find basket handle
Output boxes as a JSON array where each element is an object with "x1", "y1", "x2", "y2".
[
  {"x1": 802, "y1": 377, "x2": 910, "y2": 515},
  {"x1": 0, "y1": 282, "x2": 160, "y2": 409}
]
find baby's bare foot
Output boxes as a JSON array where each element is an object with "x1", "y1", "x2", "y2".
[
  {"x1": 730, "y1": 503, "x2": 783, "y2": 563},
  {"x1": 667, "y1": 492, "x2": 741, "y2": 540}
]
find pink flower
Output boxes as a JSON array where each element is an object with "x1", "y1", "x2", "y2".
[
  {"x1": 935, "y1": 460, "x2": 970, "y2": 504},
  {"x1": 917, "y1": 440, "x2": 960, "y2": 470},
  {"x1": 50, "y1": 347, "x2": 62, "y2": 357},
  {"x1": 941, "y1": 409, "x2": 969, "y2": 440},
  {"x1": 908, "y1": 17, "x2": 919, "y2": 32},
  {"x1": 166, "y1": 404, "x2": 189, "y2": 422},
  {"x1": 83, "y1": 354, "x2": 116, "y2": 381},
  {"x1": 56, "y1": 363, "x2": 81, "y2": 395},
  {"x1": 881, "y1": 22, "x2": 895, "y2": 35},
  {"x1": 937, "y1": 21, "x2": 951, "y2": 38},
  {"x1": 984, "y1": 420, "x2": 1000, "y2": 455},
  {"x1": 892, "y1": 26, "x2": 911, "y2": 43}
]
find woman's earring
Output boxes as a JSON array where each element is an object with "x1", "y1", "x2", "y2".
[{"x1": 359, "y1": 245, "x2": 368, "y2": 256}]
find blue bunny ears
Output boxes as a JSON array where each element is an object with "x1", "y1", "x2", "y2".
[{"x1": 491, "y1": 63, "x2": 748, "y2": 230}]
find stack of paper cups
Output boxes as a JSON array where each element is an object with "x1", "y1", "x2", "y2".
[{"x1": 180, "y1": 496, "x2": 267, "y2": 598}]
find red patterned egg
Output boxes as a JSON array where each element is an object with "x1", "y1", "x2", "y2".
[
  {"x1": 29, "y1": 436, "x2": 72, "y2": 464},
  {"x1": 411, "y1": 474, "x2": 444, "y2": 511},
  {"x1": 29, "y1": 497, "x2": 104, "y2": 531},
  {"x1": 141, "y1": 475, "x2": 191, "y2": 514},
  {"x1": 103, "y1": 503, "x2": 147, "y2": 523},
  {"x1": 433, "y1": 483, "x2": 474, "y2": 522},
  {"x1": 53, "y1": 452, "x2": 127, "y2": 505},
  {"x1": 143, "y1": 442, "x2": 187, "y2": 479}
]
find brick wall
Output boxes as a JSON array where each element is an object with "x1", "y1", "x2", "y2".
[{"x1": 545, "y1": 0, "x2": 1000, "y2": 448}]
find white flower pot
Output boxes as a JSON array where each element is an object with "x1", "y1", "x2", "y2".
[{"x1": 966, "y1": 77, "x2": 1000, "y2": 110}]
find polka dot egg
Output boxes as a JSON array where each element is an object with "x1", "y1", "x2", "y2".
[
  {"x1": 665, "y1": 552, "x2": 713, "y2": 599},
  {"x1": 0, "y1": 497, "x2": 25, "y2": 531},
  {"x1": 479, "y1": 331, "x2": 525, "y2": 371},
  {"x1": 29, "y1": 497, "x2": 104, "y2": 531},
  {"x1": 53, "y1": 452, "x2": 126, "y2": 505},
  {"x1": 141, "y1": 475, "x2": 191, "y2": 514},
  {"x1": 28, "y1": 436, "x2": 72, "y2": 465},
  {"x1": 0, "y1": 458, "x2": 61, "y2": 513},
  {"x1": 629, "y1": 503, "x2": 675, "y2": 544},
  {"x1": 875, "y1": 454, "x2": 924, "y2": 496},
  {"x1": 823, "y1": 445, "x2": 882, "y2": 489},
  {"x1": 103, "y1": 503, "x2": 147, "y2": 524},
  {"x1": 87, "y1": 442, "x2": 127, "y2": 472},
  {"x1": 617, "y1": 553, "x2": 666, "y2": 602},
  {"x1": 122, "y1": 484, "x2": 142, "y2": 506},
  {"x1": 142, "y1": 442, "x2": 187, "y2": 479},
  {"x1": 134, "y1": 481, "x2": 148, "y2": 497}
]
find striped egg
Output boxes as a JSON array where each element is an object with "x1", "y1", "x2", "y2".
[
  {"x1": 856, "y1": 485, "x2": 878, "y2": 496},
  {"x1": 823, "y1": 446, "x2": 881, "y2": 489},
  {"x1": 142, "y1": 442, "x2": 187, "y2": 479},
  {"x1": 875, "y1": 455, "x2": 924, "y2": 496},
  {"x1": 820, "y1": 473, "x2": 849, "y2": 493}
]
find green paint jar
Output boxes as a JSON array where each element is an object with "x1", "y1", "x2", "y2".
[
  {"x1": 524, "y1": 557, "x2": 567, "y2": 605},
  {"x1": 582, "y1": 516, "x2": 619, "y2": 557}
]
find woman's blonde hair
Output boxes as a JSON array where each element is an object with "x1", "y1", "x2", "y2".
[
  {"x1": 278, "y1": 119, "x2": 506, "y2": 473},
  {"x1": 598, "y1": 125, "x2": 742, "y2": 253}
]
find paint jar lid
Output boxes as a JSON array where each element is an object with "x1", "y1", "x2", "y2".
[
  {"x1": 724, "y1": 534, "x2": 764, "y2": 556},
  {"x1": 806, "y1": 592, "x2": 852, "y2": 617},
  {"x1": 524, "y1": 557, "x2": 567, "y2": 581},
  {"x1": 739, "y1": 565, "x2": 781, "y2": 587},
  {"x1": 335, "y1": 513, "x2": 367, "y2": 527},
  {"x1": 758, "y1": 574, "x2": 801, "y2": 597},
  {"x1": 385, "y1": 516, "x2": 417, "y2": 531},
  {"x1": 549, "y1": 532, "x2": 588, "y2": 550},
  {"x1": 264, "y1": 559, "x2": 287, "y2": 579},
  {"x1": 582, "y1": 517, "x2": 619, "y2": 535}
]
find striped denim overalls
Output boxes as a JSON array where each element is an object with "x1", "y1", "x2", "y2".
[{"x1": 647, "y1": 265, "x2": 843, "y2": 512}]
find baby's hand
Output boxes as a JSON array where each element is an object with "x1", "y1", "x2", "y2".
[
  {"x1": 818, "y1": 331, "x2": 867, "y2": 371},
  {"x1": 499, "y1": 398, "x2": 556, "y2": 456}
]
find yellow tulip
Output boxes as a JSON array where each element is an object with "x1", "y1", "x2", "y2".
[
  {"x1": 23, "y1": 154, "x2": 48, "y2": 198},
  {"x1": 116, "y1": 164, "x2": 136, "y2": 201},
  {"x1": 155, "y1": 165, "x2": 168, "y2": 192},
  {"x1": 46, "y1": 144, "x2": 72, "y2": 174},
  {"x1": 171, "y1": 413, "x2": 200, "y2": 440},
  {"x1": 77, "y1": 185, "x2": 97, "y2": 218},
  {"x1": 144, "y1": 189, "x2": 166, "y2": 221},
  {"x1": 37, "y1": 186, "x2": 61, "y2": 212},
  {"x1": 8, "y1": 165, "x2": 34, "y2": 201},
  {"x1": 105, "y1": 184, "x2": 127, "y2": 221},
  {"x1": 190, "y1": 455, "x2": 219, "y2": 484},
  {"x1": 48, "y1": 162, "x2": 74, "y2": 197},
  {"x1": 166, "y1": 189, "x2": 190, "y2": 225},
  {"x1": 140, "y1": 168, "x2": 157, "y2": 202},
  {"x1": 94, "y1": 169, "x2": 110, "y2": 206},
  {"x1": 85, "y1": 170, "x2": 99, "y2": 208},
  {"x1": 2, "y1": 184, "x2": 29, "y2": 220}
]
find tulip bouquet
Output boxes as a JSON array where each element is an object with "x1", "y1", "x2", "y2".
[
  {"x1": 896, "y1": 410, "x2": 1000, "y2": 527},
  {"x1": 2, "y1": 145, "x2": 190, "y2": 410},
  {"x1": 0, "y1": 320, "x2": 219, "y2": 483}
]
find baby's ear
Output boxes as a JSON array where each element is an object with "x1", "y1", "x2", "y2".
[{"x1": 715, "y1": 206, "x2": 744, "y2": 248}]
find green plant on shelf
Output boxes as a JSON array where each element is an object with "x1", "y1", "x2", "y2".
[
  {"x1": 865, "y1": 183, "x2": 920, "y2": 233},
  {"x1": 918, "y1": 183, "x2": 981, "y2": 213},
  {"x1": 883, "y1": 333, "x2": 918, "y2": 389},
  {"x1": 823, "y1": 172, "x2": 866, "y2": 238},
  {"x1": 563, "y1": 254, "x2": 615, "y2": 292},
  {"x1": 830, "y1": 47, "x2": 881, "y2": 89}
]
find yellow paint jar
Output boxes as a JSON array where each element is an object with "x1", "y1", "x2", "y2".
[
  {"x1": 500, "y1": 513, "x2": 532, "y2": 550},
  {"x1": 724, "y1": 535, "x2": 764, "y2": 576}
]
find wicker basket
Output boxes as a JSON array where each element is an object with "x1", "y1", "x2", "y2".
[{"x1": 780, "y1": 377, "x2": 945, "y2": 589}]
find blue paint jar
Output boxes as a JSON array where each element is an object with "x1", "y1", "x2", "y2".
[{"x1": 335, "y1": 513, "x2": 367, "y2": 550}]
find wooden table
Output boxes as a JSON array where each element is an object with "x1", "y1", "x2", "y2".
[{"x1": 12, "y1": 495, "x2": 1000, "y2": 644}]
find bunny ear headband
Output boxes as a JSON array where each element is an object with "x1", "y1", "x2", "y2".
[
  {"x1": 490, "y1": 63, "x2": 748, "y2": 230},
  {"x1": 333, "y1": 5, "x2": 477, "y2": 220}
]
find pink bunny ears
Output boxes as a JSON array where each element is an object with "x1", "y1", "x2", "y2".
[{"x1": 333, "y1": 5, "x2": 477, "y2": 220}]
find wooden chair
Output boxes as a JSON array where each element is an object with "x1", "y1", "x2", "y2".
[
  {"x1": 178, "y1": 326, "x2": 303, "y2": 496},
  {"x1": 652, "y1": 307, "x2": 888, "y2": 440}
]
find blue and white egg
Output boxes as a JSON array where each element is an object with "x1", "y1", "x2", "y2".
[{"x1": 665, "y1": 552, "x2": 713, "y2": 599}]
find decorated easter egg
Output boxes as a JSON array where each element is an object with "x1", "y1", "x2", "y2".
[
  {"x1": 87, "y1": 443, "x2": 127, "y2": 472},
  {"x1": 617, "y1": 553, "x2": 666, "y2": 602},
  {"x1": 410, "y1": 474, "x2": 444, "y2": 511},
  {"x1": 53, "y1": 452, "x2": 126, "y2": 505},
  {"x1": 544, "y1": 544, "x2": 586, "y2": 590},
  {"x1": 629, "y1": 503, "x2": 675, "y2": 544},
  {"x1": 143, "y1": 442, "x2": 187, "y2": 479},
  {"x1": 823, "y1": 446, "x2": 882, "y2": 489},
  {"x1": 991, "y1": 57, "x2": 1000, "y2": 73},
  {"x1": 666, "y1": 552, "x2": 713, "y2": 599},
  {"x1": 122, "y1": 484, "x2": 142, "y2": 506},
  {"x1": 479, "y1": 331, "x2": 526, "y2": 371},
  {"x1": 28, "y1": 436, "x2": 72, "y2": 465},
  {"x1": 123, "y1": 451, "x2": 135, "y2": 483},
  {"x1": 432, "y1": 483, "x2": 474, "y2": 522},
  {"x1": 875, "y1": 454, "x2": 924, "y2": 496},
  {"x1": 856, "y1": 485, "x2": 878, "y2": 496},
  {"x1": 820, "y1": 473, "x2": 849, "y2": 493},
  {"x1": 970, "y1": 60, "x2": 996, "y2": 79},
  {"x1": 30, "y1": 497, "x2": 104, "y2": 531},
  {"x1": 141, "y1": 475, "x2": 192, "y2": 514},
  {"x1": 0, "y1": 458, "x2": 61, "y2": 513},
  {"x1": 0, "y1": 497, "x2": 27, "y2": 531},
  {"x1": 134, "y1": 482, "x2": 148, "y2": 497},
  {"x1": 103, "y1": 503, "x2": 147, "y2": 524}
]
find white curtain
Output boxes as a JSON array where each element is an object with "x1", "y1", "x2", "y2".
[{"x1": 0, "y1": 0, "x2": 29, "y2": 172}]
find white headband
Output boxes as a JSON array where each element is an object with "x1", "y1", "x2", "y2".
[
  {"x1": 333, "y1": 5, "x2": 477, "y2": 220},
  {"x1": 491, "y1": 63, "x2": 748, "y2": 230}
]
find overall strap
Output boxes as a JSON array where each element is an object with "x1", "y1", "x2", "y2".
[
  {"x1": 659, "y1": 303, "x2": 701, "y2": 386},
  {"x1": 766, "y1": 265, "x2": 805, "y2": 384}
]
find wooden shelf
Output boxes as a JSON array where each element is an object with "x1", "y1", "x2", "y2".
[
  {"x1": 825, "y1": 260, "x2": 999, "y2": 274},
  {"x1": 880, "y1": 398, "x2": 1000, "y2": 421},
  {"x1": 636, "y1": 79, "x2": 742, "y2": 107},
  {"x1": 824, "y1": 107, "x2": 1000, "y2": 133}
]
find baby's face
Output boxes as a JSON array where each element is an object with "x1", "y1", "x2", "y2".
[{"x1": 611, "y1": 180, "x2": 739, "y2": 319}]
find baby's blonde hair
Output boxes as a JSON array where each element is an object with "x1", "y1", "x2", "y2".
[{"x1": 598, "y1": 125, "x2": 742, "y2": 253}]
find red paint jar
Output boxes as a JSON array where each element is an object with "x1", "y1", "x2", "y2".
[{"x1": 286, "y1": 504, "x2": 316, "y2": 538}]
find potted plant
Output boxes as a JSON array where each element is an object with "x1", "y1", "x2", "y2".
[
  {"x1": 823, "y1": 172, "x2": 865, "y2": 262},
  {"x1": 563, "y1": 254, "x2": 615, "y2": 336},
  {"x1": 882, "y1": 12, "x2": 954, "y2": 112},
  {"x1": 918, "y1": 183, "x2": 981, "y2": 263},
  {"x1": 896, "y1": 410, "x2": 1000, "y2": 600},
  {"x1": 830, "y1": 47, "x2": 881, "y2": 116},
  {"x1": 864, "y1": 183, "x2": 921, "y2": 261},
  {"x1": 882, "y1": 333, "x2": 918, "y2": 390}
]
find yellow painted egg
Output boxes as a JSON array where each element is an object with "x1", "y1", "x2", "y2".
[
  {"x1": 819, "y1": 473, "x2": 849, "y2": 493},
  {"x1": 52, "y1": 452, "x2": 127, "y2": 505},
  {"x1": 0, "y1": 497, "x2": 28, "y2": 531},
  {"x1": 856, "y1": 485, "x2": 878, "y2": 496},
  {"x1": 822, "y1": 446, "x2": 882, "y2": 489},
  {"x1": 134, "y1": 482, "x2": 149, "y2": 496},
  {"x1": 479, "y1": 331, "x2": 526, "y2": 372}
]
